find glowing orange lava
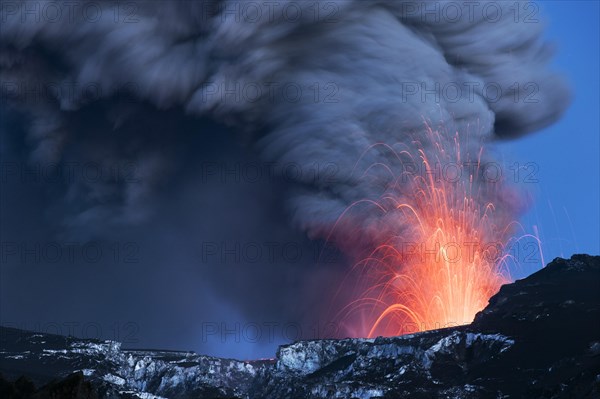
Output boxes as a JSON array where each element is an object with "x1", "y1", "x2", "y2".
[{"x1": 337, "y1": 124, "x2": 520, "y2": 338}]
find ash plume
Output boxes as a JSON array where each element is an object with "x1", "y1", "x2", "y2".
[
  {"x1": 1, "y1": 0, "x2": 570, "y2": 331},
  {"x1": 0, "y1": 1, "x2": 569, "y2": 242}
]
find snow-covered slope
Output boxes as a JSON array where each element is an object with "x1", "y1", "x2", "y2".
[{"x1": 1, "y1": 255, "x2": 599, "y2": 398}]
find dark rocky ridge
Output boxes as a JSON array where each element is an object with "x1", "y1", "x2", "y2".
[{"x1": 1, "y1": 254, "x2": 599, "y2": 398}]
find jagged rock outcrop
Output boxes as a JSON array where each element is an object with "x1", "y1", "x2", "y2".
[{"x1": 1, "y1": 255, "x2": 599, "y2": 398}]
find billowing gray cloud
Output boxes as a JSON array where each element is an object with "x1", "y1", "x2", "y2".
[{"x1": 0, "y1": 1, "x2": 569, "y2": 245}]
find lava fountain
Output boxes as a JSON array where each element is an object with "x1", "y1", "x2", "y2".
[{"x1": 334, "y1": 122, "x2": 520, "y2": 338}]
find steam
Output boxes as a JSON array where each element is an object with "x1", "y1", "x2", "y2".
[{"x1": 1, "y1": 0, "x2": 569, "y2": 247}]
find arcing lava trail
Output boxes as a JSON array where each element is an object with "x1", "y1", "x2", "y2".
[{"x1": 336, "y1": 124, "x2": 519, "y2": 338}]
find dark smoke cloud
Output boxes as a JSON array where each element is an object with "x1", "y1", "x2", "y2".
[
  {"x1": 0, "y1": 1, "x2": 569, "y2": 352},
  {"x1": 0, "y1": 0, "x2": 569, "y2": 240}
]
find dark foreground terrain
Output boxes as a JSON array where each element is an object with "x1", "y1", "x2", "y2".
[{"x1": 1, "y1": 254, "x2": 599, "y2": 399}]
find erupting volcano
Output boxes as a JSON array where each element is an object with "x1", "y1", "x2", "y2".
[
  {"x1": 335, "y1": 123, "x2": 525, "y2": 338},
  {"x1": 0, "y1": 0, "x2": 577, "y2": 367}
]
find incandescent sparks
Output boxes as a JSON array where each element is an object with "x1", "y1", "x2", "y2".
[{"x1": 335, "y1": 123, "x2": 521, "y2": 337}]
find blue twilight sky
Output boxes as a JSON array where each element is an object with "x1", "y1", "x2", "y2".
[{"x1": 497, "y1": 1, "x2": 599, "y2": 278}]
